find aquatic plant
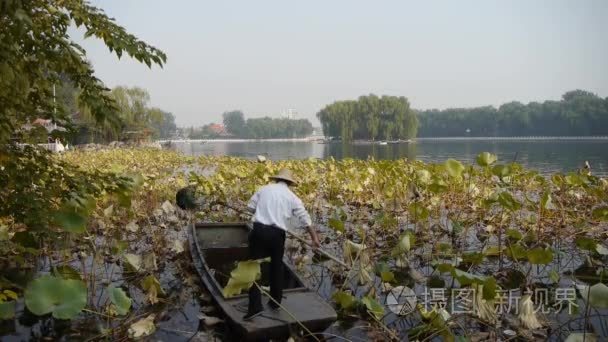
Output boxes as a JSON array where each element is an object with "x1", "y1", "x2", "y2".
[{"x1": 1, "y1": 147, "x2": 607, "y2": 340}]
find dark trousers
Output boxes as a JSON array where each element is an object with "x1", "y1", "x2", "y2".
[{"x1": 248, "y1": 222, "x2": 286, "y2": 313}]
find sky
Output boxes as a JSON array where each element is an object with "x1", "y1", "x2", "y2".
[{"x1": 78, "y1": 0, "x2": 608, "y2": 127}]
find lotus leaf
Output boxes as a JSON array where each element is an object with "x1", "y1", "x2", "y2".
[
  {"x1": 332, "y1": 290, "x2": 356, "y2": 310},
  {"x1": 497, "y1": 192, "x2": 521, "y2": 211},
  {"x1": 361, "y1": 295, "x2": 384, "y2": 320},
  {"x1": 476, "y1": 152, "x2": 497, "y2": 167},
  {"x1": 527, "y1": 248, "x2": 553, "y2": 264},
  {"x1": 328, "y1": 218, "x2": 345, "y2": 233},
  {"x1": 24, "y1": 275, "x2": 87, "y2": 319},
  {"x1": 0, "y1": 301, "x2": 15, "y2": 319},
  {"x1": 141, "y1": 275, "x2": 164, "y2": 304},
  {"x1": 462, "y1": 252, "x2": 484, "y2": 265},
  {"x1": 53, "y1": 207, "x2": 87, "y2": 233},
  {"x1": 505, "y1": 244, "x2": 527, "y2": 261},
  {"x1": 445, "y1": 159, "x2": 465, "y2": 178},
  {"x1": 505, "y1": 229, "x2": 523, "y2": 241},
  {"x1": 108, "y1": 286, "x2": 131, "y2": 315},
  {"x1": 595, "y1": 244, "x2": 608, "y2": 255},
  {"x1": 374, "y1": 262, "x2": 390, "y2": 275},
  {"x1": 564, "y1": 333, "x2": 598, "y2": 342},
  {"x1": 391, "y1": 231, "x2": 413, "y2": 256},
  {"x1": 482, "y1": 277, "x2": 498, "y2": 300},
  {"x1": 416, "y1": 169, "x2": 431, "y2": 184},
  {"x1": 380, "y1": 271, "x2": 395, "y2": 282},
  {"x1": 452, "y1": 268, "x2": 486, "y2": 286},
  {"x1": 223, "y1": 258, "x2": 269, "y2": 298},
  {"x1": 575, "y1": 237, "x2": 597, "y2": 251},
  {"x1": 578, "y1": 283, "x2": 608, "y2": 309},
  {"x1": 142, "y1": 252, "x2": 157, "y2": 271},
  {"x1": 549, "y1": 270, "x2": 560, "y2": 283},
  {"x1": 540, "y1": 191, "x2": 552, "y2": 210},
  {"x1": 53, "y1": 265, "x2": 82, "y2": 280},
  {"x1": 408, "y1": 202, "x2": 429, "y2": 220},
  {"x1": 592, "y1": 206, "x2": 608, "y2": 221},
  {"x1": 492, "y1": 164, "x2": 512, "y2": 179},
  {"x1": 128, "y1": 314, "x2": 156, "y2": 339},
  {"x1": 124, "y1": 253, "x2": 142, "y2": 272}
]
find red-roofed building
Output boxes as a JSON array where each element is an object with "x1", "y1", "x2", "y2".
[{"x1": 208, "y1": 123, "x2": 226, "y2": 135}]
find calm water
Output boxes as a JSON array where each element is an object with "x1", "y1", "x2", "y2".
[{"x1": 169, "y1": 139, "x2": 608, "y2": 177}]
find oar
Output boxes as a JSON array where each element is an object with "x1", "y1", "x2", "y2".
[{"x1": 196, "y1": 198, "x2": 350, "y2": 269}]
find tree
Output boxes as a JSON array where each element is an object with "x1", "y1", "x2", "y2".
[
  {"x1": 243, "y1": 117, "x2": 313, "y2": 138},
  {"x1": 416, "y1": 90, "x2": 608, "y2": 137},
  {"x1": 0, "y1": 0, "x2": 166, "y2": 142},
  {"x1": 222, "y1": 110, "x2": 246, "y2": 136},
  {"x1": 151, "y1": 111, "x2": 177, "y2": 139},
  {"x1": 316, "y1": 94, "x2": 418, "y2": 141},
  {"x1": 0, "y1": 0, "x2": 168, "y2": 326}
]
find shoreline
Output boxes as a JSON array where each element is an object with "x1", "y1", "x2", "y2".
[
  {"x1": 416, "y1": 136, "x2": 608, "y2": 141},
  {"x1": 158, "y1": 136, "x2": 608, "y2": 144}
]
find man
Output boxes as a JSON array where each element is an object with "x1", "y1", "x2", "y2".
[{"x1": 244, "y1": 168, "x2": 321, "y2": 320}]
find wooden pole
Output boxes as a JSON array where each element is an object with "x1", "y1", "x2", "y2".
[{"x1": 284, "y1": 229, "x2": 349, "y2": 269}]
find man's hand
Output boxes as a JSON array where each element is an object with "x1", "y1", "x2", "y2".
[{"x1": 307, "y1": 226, "x2": 321, "y2": 249}]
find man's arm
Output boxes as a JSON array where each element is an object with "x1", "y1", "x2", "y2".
[
  {"x1": 247, "y1": 191, "x2": 259, "y2": 214},
  {"x1": 293, "y1": 197, "x2": 320, "y2": 248}
]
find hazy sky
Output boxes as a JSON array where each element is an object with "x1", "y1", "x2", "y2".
[{"x1": 79, "y1": 0, "x2": 608, "y2": 127}]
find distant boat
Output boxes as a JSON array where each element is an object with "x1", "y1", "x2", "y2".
[{"x1": 378, "y1": 141, "x2": 388, "y2": 145}]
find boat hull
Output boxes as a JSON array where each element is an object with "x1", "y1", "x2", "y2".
[{"x1": 188, "y1": 222, "x2": 337, "y2": 340}]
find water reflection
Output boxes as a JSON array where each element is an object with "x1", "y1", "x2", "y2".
[{"x1": 169, "y1": 140, "x2": 608, "y2": 177}]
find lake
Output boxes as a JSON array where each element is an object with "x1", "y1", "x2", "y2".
[{"x1": 167, "y1": 139, "x2": 608, "y2": 177}]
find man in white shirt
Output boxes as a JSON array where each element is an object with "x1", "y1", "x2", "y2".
[{"x1": 243, "y1": 168, "x2": 321, "y2": 320}]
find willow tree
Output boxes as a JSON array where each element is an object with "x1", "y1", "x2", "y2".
[{"x1": 317, "y1": 94, "x2": 418, "y2": 141}]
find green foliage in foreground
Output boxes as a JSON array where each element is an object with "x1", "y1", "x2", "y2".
[
  {"x1": 1, "y1": 147, "x2": 186, "y2": 331},
  {"x1": 24, "y1": 275, "x2": 87, "y2": 319}
]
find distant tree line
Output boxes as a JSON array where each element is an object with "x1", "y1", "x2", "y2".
[
  {"x1": 417, "y1": 90, "x2": 608, "y2": 137},
  {"x1": 221, "y1": 111, "x2": 313, "y2": 139},
  {"x1": 316, "y1": 94, "x2": 418, "y2": 141},
  {"x1": 48, "y1": 79, "x2": 177, "y2": 144}
]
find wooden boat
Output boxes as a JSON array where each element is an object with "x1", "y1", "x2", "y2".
[{"x1": 188, "y1": 222, "x2": 337, "y2": 341}]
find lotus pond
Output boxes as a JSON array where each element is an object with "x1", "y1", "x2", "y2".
[{"x1": 1, "y1": 148, "x2": 607, "y2": 341}]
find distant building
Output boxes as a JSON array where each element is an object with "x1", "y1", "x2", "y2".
[
  {"x1": 22, "y1": 118, "x2": 66, "y2": 134},
  {"x1": 281, "y1": 109, "x2": 297, "y2": 119},
  {"x1": 208, "y1": 123, "x2": 227, "y2": 135}
]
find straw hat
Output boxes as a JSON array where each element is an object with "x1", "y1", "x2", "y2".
[{"x1": 270, "y1": 168, "x2": 297, "y2": 185}]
